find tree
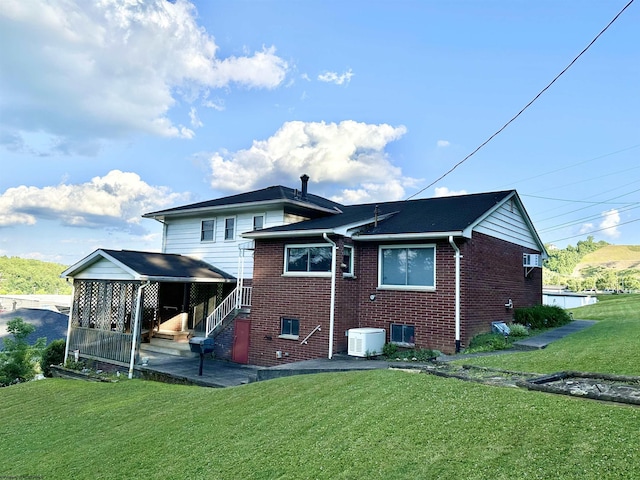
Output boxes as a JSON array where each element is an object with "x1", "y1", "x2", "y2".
[{"x1": 0, "y1": 318, "x2": 45, "y2": 386}]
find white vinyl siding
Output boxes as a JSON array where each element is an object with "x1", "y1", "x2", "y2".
[
  {"x1": 71, "y1": 257, "x2": 136, "y2": 281},
  {"x1": 162, "y1": 208, "x2": 286, "y2": 278},
  {"x1": 474, "y1": 199, "x2": 540, "y2": 250}
]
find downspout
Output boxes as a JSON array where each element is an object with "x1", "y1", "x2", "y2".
[
  {"x1": 322, "y1": 233, "x2": 337, "y2": 359},
  {"x1": 449, "y1": 236, "x2": 461, "y2": 353},
  {"x1": 128, "y1": 281, "x2": 150, "y2": 379},
  {"x1": 63, "y1": 281, "x2": 76, "y2": 364}
]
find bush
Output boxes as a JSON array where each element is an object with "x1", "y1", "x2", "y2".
[
  {"x1": 382, "y1": 343, "x2": 398, "y2": 358},
  {"x1": 513, "y1": 305, "x2": 571, "y2": 330},
  {"x1": 40, "y1": 339, "x2": 66, "y2": 377},
  {"x1": 466, "y1": 332, "x2": 510, "y2": 353},
  {"x1": 508, "y1": 323, "x2": 529, "y2": 337}
]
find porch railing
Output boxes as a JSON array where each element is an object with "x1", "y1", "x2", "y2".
[
  {"x1": 68, "y1": 327, "x2": 133, "y2": 364},
  {"x1": 205, "y1": 286, "x2": 252, "y2": 337}
]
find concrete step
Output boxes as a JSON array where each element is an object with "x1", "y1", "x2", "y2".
[
  {"x1": 153, "y1": 330, "x2": 191, "y2": 342},
  {"x1": 140, "y1": 338, "x2": 198, "y2": 358}
]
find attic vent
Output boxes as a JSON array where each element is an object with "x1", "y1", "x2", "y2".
[{"x1": 523, "y1": 253, "x2": 541, "y2": 268}]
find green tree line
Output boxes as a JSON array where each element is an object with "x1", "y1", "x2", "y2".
[
  {"x1": 0, "y1": 257, "x2": 71, "y2": 295},
  {"x1": 543, "y1": 237, "x2": 640, "y2": 291}
]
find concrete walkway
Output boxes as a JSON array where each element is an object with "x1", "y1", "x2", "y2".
[
  {"x1": 512, "y1": 319, "x2": 597, "y2": 350},
  {"x1": 135, "y1": 320, "x2": 598, "y2": 388}
]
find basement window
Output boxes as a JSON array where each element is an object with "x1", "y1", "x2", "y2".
[
  {"x1": 390, "y1": 324, "x2": 415, "y2": 347},
  {"x1": 279, "y1": 317, "x2": 300, "y2": 340}
]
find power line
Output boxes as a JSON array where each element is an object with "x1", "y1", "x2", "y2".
[
  {"x1": 547, "y1": 217, "x2": 640, "y2": 244},
  {"x1": 406, "y1": 0, "x2": 635, "y2": 201}
]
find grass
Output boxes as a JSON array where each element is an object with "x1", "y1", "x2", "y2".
[
  {"x1": 1, "y1": 294, "x2": 640, "y2": 479},
  {"x1": 2, "y1": 372, "x2": 640, "y2": 479},
  {"x1": 461, "y1": 294, "x2": 640, "y2": 375}
]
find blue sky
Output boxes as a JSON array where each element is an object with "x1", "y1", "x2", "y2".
[{"x1": 0, "y1": 0, "x2": 638, "y2": 265}]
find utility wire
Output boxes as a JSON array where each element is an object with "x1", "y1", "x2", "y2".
[
  {"x1": 548, "y1": 217, "x2": 640, "y2": 244},
  {"x1": 406, "y1": 0, "x2": 635, "y2": 201}
]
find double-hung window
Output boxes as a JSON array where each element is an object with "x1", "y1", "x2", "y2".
[
  {"x1": 379, "y1": 245, "x2": 435, "y2": 290},
  {"x1": 284, "y1": 244, "x2": 332, "y2": 275},
  {"x1": 201, "y1": 220, "x2": 215, "y2": 242},
  {"x1": 224, "y1": 217, "x2": 235, "y2": 241},
  {"x1": 253, "y1": 215, "x2": 264, "y2": 231}
]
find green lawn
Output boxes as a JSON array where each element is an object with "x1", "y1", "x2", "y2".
[
  {"x1": 462, "y1": 294, "x2": 640, "y2": 375},
  {"x1": 1, "y1": 294, "x2": 639, "y2": 479}
]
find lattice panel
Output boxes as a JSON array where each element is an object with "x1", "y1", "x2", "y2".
[{"x1": 72, "y1": 280, "x2": 137, "y2": 332}]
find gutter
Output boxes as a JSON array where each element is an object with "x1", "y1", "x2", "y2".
[
  {"x1": 322, "y1": 233, "x2": 337, "y2": 360},
  {"x1": 449, "y1": 236, "x2": 462, "y2": 353}
]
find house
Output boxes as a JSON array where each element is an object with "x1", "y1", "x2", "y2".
[
  {"x1": 242, "y1": 188, "x2": 546, "y2": 366},
  {"x1": 62, "y1": 176, "x2": 546, "y2": 372}
]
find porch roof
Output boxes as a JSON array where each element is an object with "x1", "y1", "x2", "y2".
[{"x1": 61, "y1": 249, "x2": 236, "y2": 283}]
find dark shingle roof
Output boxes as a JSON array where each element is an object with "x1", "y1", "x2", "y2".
[
  {"x1": 246, "y1": 191, "x2": 514, "y2": 237},
  {"x1": 101, "y1": 250, "x2": 235, "y2": 281},
  {"x1": 144, "y1": 185, "x2": 343, "y2": 217}
]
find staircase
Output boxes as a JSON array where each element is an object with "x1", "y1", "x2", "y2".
[{"x1": 205, "y1": 286, "x2": 252, "y2": 337}]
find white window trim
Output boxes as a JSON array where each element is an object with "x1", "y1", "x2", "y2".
[
  {"x1": 283, "y1": 243, "x2": 333, "y2": 277},
  {"x1": 253, "y1": 214, "x2": 265, "y2": 231},
  {"x1": 200, "y1": 219, "x2": 216, "y2": 243},
  {"x1": 378, "y1": 244, "x2": 436, "y2": 291},
  {"x1": 224, "y1": 216, "x2": 236, "y2": 241},
  {"x1": 342, "y1": 245, "x2": 355, "y2": 278}
]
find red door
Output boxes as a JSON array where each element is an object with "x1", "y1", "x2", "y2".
[{"x1": 232, "y1": 319, "x2": 250, "y2": 364}]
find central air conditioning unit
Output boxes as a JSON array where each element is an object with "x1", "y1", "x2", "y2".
[
  {"x1": 348, "y1": 328, "x2": 386, "y2": 357},
  {"x1": 523, "y1": 253, "x2": 542, "y2": 268}
]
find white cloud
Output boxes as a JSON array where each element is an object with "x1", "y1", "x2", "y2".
[
  {"x1": 433, "y1": 187, "x2": 468, "y2": 197},
  {"x1": 437, "y1": 140, "x2": 450, "y2": 148},
  {"x1": 599, "y1": 209, "x2": 621, "y2": 239},
  {"x1": 0, "y1": 170, "x2": 189, "y2": 231},
  {"x1": 189, "y1": 107, "x2": 203, "y2": 129},
  {"x1": 0, "y1": 0, "x2": 289, "y2": 154},
  {"x1": 318, "y1": 69, "x2": 354, "y2": 85},
  {"x1": 207, "y1": 120, "x2": 412, "y2": 202}
]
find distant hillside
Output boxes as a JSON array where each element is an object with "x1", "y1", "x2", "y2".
[
  {"x1": 574, "y1": 245, "x2": 640, "y2": 273},
  {"x1": 0, "y1": 257, "x2": 71, "y2": 295}
]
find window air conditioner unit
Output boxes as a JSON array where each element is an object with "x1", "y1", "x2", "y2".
[
  {"x1": 348, "y1": 328, "x2": 386, "y2": 357},
  {"x1": 523, "y1": 253, "x2": 541, "y2": 268}
]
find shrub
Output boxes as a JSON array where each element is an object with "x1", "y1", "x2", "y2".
[
  {"x1": 513, "y1": 305, "x2": 571, "y2": 330},
  {"x1": 508, "y1": 323, "x2": 529, "y2": 337},
  {"x1": 466, "y1": 332, "x2": 510, "y2": 353},
  {"x1": 40, "y1": 339, "x2": 66, "y2": 377},
  {"x1": 382, "y1": 342, "x2": 398, "y2": 358}
]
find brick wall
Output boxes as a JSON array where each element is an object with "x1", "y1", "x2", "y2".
[
  {"x1": 355, "y1": 240, "x2": 458, "y2": 353},
  {"x1": 459, "y1": 232, "x2": 543, "y2": 346},
  {"x1": 247, "y1": 233, "x2": 542, "y2": 364},
  {"x1": 248, "y1": 237, "x2": 361, "y2": 366}
]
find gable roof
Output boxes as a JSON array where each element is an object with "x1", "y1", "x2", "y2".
[
  {"x1": 243, "y1": 190, "x2": 547, "y2": 254},
  {"x1": 244, "y1": 191, "x2": 514, "y2": 238},
  {"x1": 143, "y1": 185, "x2": 344, "y2": 221},
  {"x1": 61, "y1": 249, "x2": 236, "y2": 283}
]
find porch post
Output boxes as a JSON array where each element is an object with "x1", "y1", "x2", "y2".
[
  {"x1": 128, "y1": 282, "x2": 149, "y2": 379},
  {"x1": 63, "y1": 281, "x2": 76, "y2": 364}
]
